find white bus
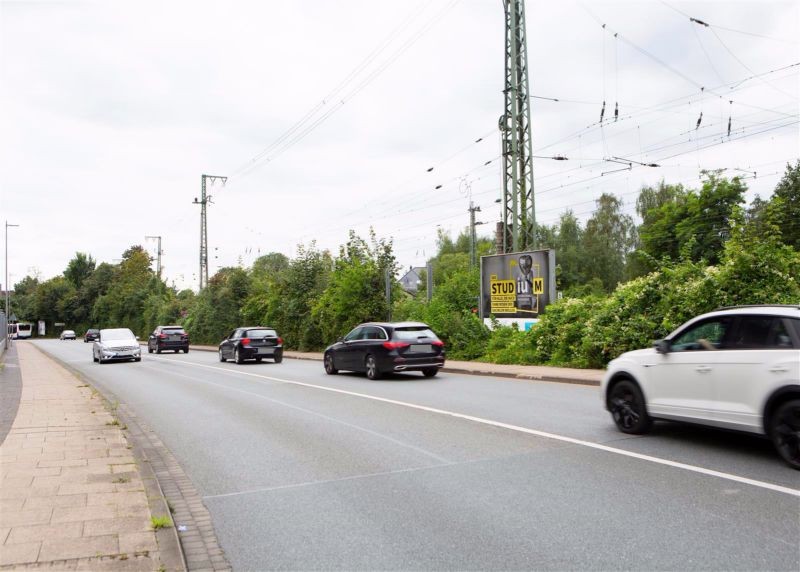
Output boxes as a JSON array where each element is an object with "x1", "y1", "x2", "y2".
[{"x1": 9, "y1": 322, "x2": 32, "y2": 339}]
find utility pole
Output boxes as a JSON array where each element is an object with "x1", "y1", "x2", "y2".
[
  {"x1": 193, "y1": 175, "x2": 226, "y2": 290},
  {"x1": 469, "y1": 202, "x2": 482, "y2": 268},
  {"x1": 145, "y1": 235, "x2": 162, "y2": 279},
  {"x1": 5, "y1": 221, "x2": 19, "y2": 350},
  {"x1": 499, "y1": 0, "x2": 536, "y2": 254}
]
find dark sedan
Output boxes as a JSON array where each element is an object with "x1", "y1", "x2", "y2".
[
  {"x1": 323, "y1": 321, "x2": 445, "y2": 380},
  {"x1": 84, "y1": 328, "x2": 100, "y2": 343},
  {"x1": 148, "y1": 325, "x2": 189, "y2": 354},
  {"x1": 219, "y1": 327, "x2": 283, "y2": 364}
]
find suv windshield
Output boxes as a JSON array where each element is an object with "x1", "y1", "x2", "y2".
[
  {"x1": 393, "y1": 327, "x2": 439, "y2": 341},
  {"x1": 246, "y1": 329, "x2": 277, "y2": 338}
]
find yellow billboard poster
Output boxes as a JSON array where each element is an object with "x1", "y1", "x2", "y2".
[{"x1": 480, "y1": 250, "x2": 556, "y2": 320}]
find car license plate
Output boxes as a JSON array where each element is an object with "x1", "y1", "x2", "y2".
[
  {"x1": 408, "y1": 344, "x2": 432, "y2": 353},
  {"x1": 257, "y1": 348, "x2": 271, "y2": 354}
]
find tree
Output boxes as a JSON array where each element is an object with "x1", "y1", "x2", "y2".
[
  {"x1": 553, "y1": 211, "x2": 585, "y2": 293},
  {"x1": 771, "y1": 160, "x2": 800, "y2": 249},
  {"x1": 64, "y1": 252, "x2": 96, "y2": 289},
  {"x1": 582, "y1": 194, "x2": 636, "y2": 291}
]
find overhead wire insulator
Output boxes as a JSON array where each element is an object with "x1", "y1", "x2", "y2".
[
  {"x1": 600, "y1": 101, "x2": 606, "y2": 122},
  {"x1": 614, "y1": 102, "x2": 619, "y2": 121},
  {"x1": 696, "y1": 111, "x2": 703, "y2": 130}
]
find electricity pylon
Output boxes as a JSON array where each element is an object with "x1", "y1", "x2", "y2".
[
  {"x1": 499, "y1": 0, "x2": 536, "y2": 253},
  {"x1": 193, "y1": 175, "x2": 226, "y2": 290}
]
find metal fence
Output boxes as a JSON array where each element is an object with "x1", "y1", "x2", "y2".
[{"x1": 0, "y1": 311, "x2": 7, "y2": 359}]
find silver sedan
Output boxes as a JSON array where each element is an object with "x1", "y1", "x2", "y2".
[{"x1": 92, "y1": 328, "x2": 141, "y2": 363}]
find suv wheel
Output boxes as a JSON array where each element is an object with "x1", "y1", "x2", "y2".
[
  {"x1": 365, "y1": 355, "x2": 381, "y2": 380},
  {"x1": 274, "y1": 351, "x2": 283, "y2": 364},
  {"x1": 235, "y1": 348, "x2": 244, "y2": 364},
  {"x1": 770, "y1": 399, "x2": 800, "y2": 470},
  {"x1": 324, "y1": 353, "x2": 338, "y2": 375},
  {"x1": 608, "y1": 379, "x2": 652, "y2": 434}
]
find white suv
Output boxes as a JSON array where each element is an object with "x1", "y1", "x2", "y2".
[{"x1": 602, "y1": 305, "x2": 800, "y2": 469}]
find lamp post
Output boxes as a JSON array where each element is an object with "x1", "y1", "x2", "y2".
[{"x1": 5, "y1": 221, "x2": 19, "y2": 349}]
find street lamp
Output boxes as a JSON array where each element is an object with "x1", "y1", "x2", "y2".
[{"x1": 5, "y1": 221, "x2": 19, "y2": 349}]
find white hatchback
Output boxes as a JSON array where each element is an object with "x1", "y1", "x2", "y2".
[{"x1": 602, "y1": 305, "x2": 800, "y2": 469}]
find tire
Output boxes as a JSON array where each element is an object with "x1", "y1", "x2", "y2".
[
  {"x1": 184, "y1": 348, "x2": 189, "y2": 354},
  {"x1": 422, "y1": 367, "x2": 438, "y2": 378},
  {"x1": 255, "y1": 357, "x2": 263, "y2": 363},
  {"x1": 93, "y1": 353, "x2": 98, "y2": 363},
  {"x1": 235, "y1": 347, "x2": 244, "y2": 364},
  {"x1": 274, "y1": 351, "x2": 283, "y2": 364},
  {"x1": 156, "y1": 347, "x2": 162, "y2": 354},
  {"x1": 324, "y1": 353, "x2": 338, "y2": 375},
  {"x1": 365, "y1": 355, "x2": 381, "y2": 380},
  {"x1": 219, "y1": 349, "x2": 226, "y2": 362},
  {"x1": 607, "y1": 379, "x2": 652, "y2": 434},
  {"x1": 148, "y1": 345, "x2": 153, "y2": 354},
  {"x1": 770, "y1": 399, "x2": 800, "y2": 470}
]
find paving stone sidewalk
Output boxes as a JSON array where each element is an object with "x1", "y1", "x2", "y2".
[{"x1": 0, "y1": 343, "x2": 183, "y2": 570}]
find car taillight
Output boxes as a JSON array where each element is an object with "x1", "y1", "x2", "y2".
[
  {"x1": 241, "y1": 338, "x2": 251, "y2": 346},
  {"x1": 158, "y1": 334, "x2": 167, "y2": 339},
  {"x1": 383, "y1": 341, "x2": 410, "y2": 350},
  {"x1": 432, "y1": 340, "x2": 444, "y2": 347},
  {"x1": 277, "y1": 337, "x2": 283, "y2": 345}
]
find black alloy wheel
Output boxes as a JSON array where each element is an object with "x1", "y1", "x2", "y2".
[
  {"x1": 324, "y1": 353, "x2": 338, "y2": 375},
  {"x1": 608, "y1": 379, "x2": 652, "y2": 434},
  {"x1": 219, "y1": 349, "x2": 226, "y2": 362},
  {"x1": 770, "y1": 399, "x2": 800, "y2": 470},
  {"x1": 422, "y1": 367, "x2": 438, "y2": 378},
  {"x1": 235, "y1": 347, "x2": 244, "y2": 364},
  {"x1": 365, "y1": 355, "x2": 381, "y2": 380}
]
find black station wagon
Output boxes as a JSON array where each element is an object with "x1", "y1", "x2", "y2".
[{"x1": 323, "y1": 321, "x2": 445, "y2": 380}]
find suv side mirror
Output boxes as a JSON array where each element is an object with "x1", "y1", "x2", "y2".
[{"x1": 654, "y1": 339, "x2": 671, "y2": 354}]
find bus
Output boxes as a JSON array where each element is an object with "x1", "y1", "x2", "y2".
[{"x1": 8, "y1": 322, "x2": 32, "y2": 339}]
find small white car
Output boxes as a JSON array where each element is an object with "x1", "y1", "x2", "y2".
[
  {"x1": 92, "y1": 328, "x2": 141, "y2": 364},
  {"x1": 59, "y1": 330, "x2": 76, "y2": 340},
  {"x1": 602, "y1": 305, "x2": 800, "y2": 469}
]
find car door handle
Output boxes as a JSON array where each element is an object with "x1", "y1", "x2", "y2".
[
  {"x1": 769, "y1": 366, "x2": 789, "y2": 373},
  {"x1": 695, "y1": 366, "x2": 712, "y2": 373}
]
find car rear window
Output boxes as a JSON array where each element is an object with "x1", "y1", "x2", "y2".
[
  {"x1": 246, "y1": 329, "x2": 277, "y2": 338},
  {"x1": 393, "y1": 327, "x2": 439, "y2": 342},
  {"x1": 163, "y1": 328, "x2": 186, "y2": 335}
]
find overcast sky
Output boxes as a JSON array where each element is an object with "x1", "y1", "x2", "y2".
[{"x1": 1, "y1": 0, "x2": 798, "y2": 292}]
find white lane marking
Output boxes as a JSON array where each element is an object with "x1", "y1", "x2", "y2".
[
  {"x1": 140, "y1": 362, "x2": 451, "y2": 464},
  {"x1": 149, "y1": 356, "x2": 800, "y2": 498}
]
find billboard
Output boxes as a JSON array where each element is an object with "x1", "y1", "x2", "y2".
[{"x1": 480, "y1": 249, "x2": 556, "y2": 321}]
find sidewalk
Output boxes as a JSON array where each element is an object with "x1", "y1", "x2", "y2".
[
  {"x1": 0, "y1": 343, "x2": 184, "y2": 570},
  {"x1": 181, "y1": 345, "x2": 604, "y2": 386}
]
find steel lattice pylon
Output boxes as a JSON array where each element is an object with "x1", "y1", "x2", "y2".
[
  {"x1": 499, "y1": 0, "x2": 536, "y2": 253},
  {"x1": 194, "y1": 174, "x2": 226, "y2": 290}
]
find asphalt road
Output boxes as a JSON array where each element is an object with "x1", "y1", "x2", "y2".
[{"x1": 36, "y1": 340, "x2": 800, "y2": 571}]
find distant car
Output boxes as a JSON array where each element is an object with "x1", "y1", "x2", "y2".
[
  {"x1": 59, "y1": 330, "x2": 76, "y2": 340},
  {"x1": 323, "y1": 321, "x2": 445, "y2": 380},
  {"x1": 602, "y1": 305, "x2": 800, "y2": 469},
  {"x1": 92, "y1": 328, "x2": 141, "y2": 364},
  {"x1": 148, "y1": 325, "x2": 189, "y2": 354},
  {"x1": 84, "y1": 329, "x2": 100, "y2": 343},
  {"x1": 218, "y1": 327, "x2": 283, "y2": 364}
]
